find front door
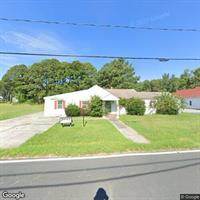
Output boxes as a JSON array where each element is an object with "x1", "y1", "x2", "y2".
[{"x1": 105, "y1": 101, "x2": 112, "y2": 113}]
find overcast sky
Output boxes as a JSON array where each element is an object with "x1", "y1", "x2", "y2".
[{"x1": 0, "y1": 0, "x2": 200, "y2": 80}]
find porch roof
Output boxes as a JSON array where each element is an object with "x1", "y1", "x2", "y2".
[{"x1": 101, "y1": 95, "x2": 119, "y2": 101}]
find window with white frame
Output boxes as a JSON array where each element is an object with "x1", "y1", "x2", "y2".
[{"x1": 81, "y1": 101, "x2": 89, "y2": 108}]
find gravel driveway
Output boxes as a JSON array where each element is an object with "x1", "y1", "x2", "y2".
[{"x1": 0, "y1": 112, "x2": 58, "y2": 149}]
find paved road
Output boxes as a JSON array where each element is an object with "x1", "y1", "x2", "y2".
[
  {"x1": 0, "y1": 112, "x2": 58, "y2": 148},
  {"x1": 0, "y1": 152, "x2": 199, "y2": 200}
]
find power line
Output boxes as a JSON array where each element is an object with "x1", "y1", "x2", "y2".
[
  {"x1": 0, "y1": 17, "x2": 199, "y2": 32},
  {"x1": 1, "y1": 51, "x2": 200, "y2": 62}
]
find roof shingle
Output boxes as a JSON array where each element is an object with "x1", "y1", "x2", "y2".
[
  {"x1": 175, "y1": 87, "x2": 200, "y2": 98},
  {"x1": 106, "y1": 89, "x2": 161, "y2": 99}
]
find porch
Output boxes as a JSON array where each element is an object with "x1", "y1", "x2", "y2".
[{"x1": 103, "y1": 100, "x2": 120, "y2": 118}]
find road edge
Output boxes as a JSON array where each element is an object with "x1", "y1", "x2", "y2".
[{"x1": 0, "y1": 149, "x2": 200, "y2": 163}]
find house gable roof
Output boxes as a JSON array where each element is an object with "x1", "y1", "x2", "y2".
[
  {"x1": 44, "y1": 85, "x2": 119, "y2": 101},
  {"x1": 106, "y1": 88, "x2": 161, "y2": 100},
  {"x1": 132, "y1": 91, "x2": 161, "y2": 99},
  {"x1": 44, "y1": 85, "x2": 161, "y2": 101},
  {"x1": 88, "y1": 85, "x2": 119, "y2": 101},
  {"x1": 106, "y1": 89, "x2": 136, "y2": 99},
  {"x1": 175, "y1": 87, "x2": 200, "y2": 98}
]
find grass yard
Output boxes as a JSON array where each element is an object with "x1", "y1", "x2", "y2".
[
  {"x1": 120, "y1": 113, "x2": 200, "y2": 150},
  {"x1": 0, "y1": 113, "x2": 199, "y2": 158},
  {"x1": 0, "y1": 103, "x2": 43, "y2": 120},
  {"x1": 0, "y1": 118, "x2": 135, "y2": 158}
]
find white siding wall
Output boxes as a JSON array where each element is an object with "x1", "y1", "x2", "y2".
[
  {"x1": 184, "y1": 97, "x2": 200, "y2": 109},
  {"x1": 44, "y1": 99, "x2": 65, "y2": 117},
  {"x1": 44, "y1": 90, "x2": 91, "y2": 117},
  {"x1": 119, "y1": 106, "x2": 127, "y2": 115},
  {"x1": 44, "y1": 97, "x2": 89, "y2": 117},
  {"x1": 144, "y1": 99, "x2": 156, "y2": 114},
  {"x1": 44, "y1": 97, "x2": 158, "y2": 117}
]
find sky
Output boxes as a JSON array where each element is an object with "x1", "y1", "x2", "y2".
[{"x1": 0, "y1": 0, "x2": 200, "y2": 80}]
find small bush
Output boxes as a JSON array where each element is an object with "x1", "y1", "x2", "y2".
[
  {"x1": 80, "y1": 106, "x2": 90, "y2": 116},
  {"x1": 65, "y1": 104, "x2": 80, "y2": 116},
  {"x1": 89, "y1": 96, "x2": 103, "y2": 117},
  {"x1": 119, "y1": 98, "x2": 128, "y2": 107},
  {"x1": 126, "y1": 98, "x2": 145, "y2": 115},
  {"x1": 155, "y1": 93, "x2": 185, "y2": 115}
]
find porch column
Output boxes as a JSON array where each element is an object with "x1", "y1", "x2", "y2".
[{"x1": 116, "y1": 100, "x2": 120, "y2": 118}]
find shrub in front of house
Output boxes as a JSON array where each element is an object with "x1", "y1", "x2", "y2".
[
  {"x1": 65, "y1": 104, "x2": 80, "y2": 116},
  {"x1": 119, "y1": 98, "x2": 128, "y2": 107},
  {"x1": 89, "y1": 96, "x2": 103, "y2": 117},
  {"x1": 155, "y1": 93, "x2": 185, "y2": 115},
  {"x1": 126, "y1": 98, "x2": 145, "y2": 115},
  {"x1": 80, "y1": 106, "x2": 91, "y2": 116}
]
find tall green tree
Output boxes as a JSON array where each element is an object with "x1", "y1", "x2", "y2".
[
  {"x1": 26, "y1": 59, "x2": 97, "y2": 103},
  {"x1": 67, "y1": 61, "x2": 97, "y2": 91},
  {"x1": 161, "y1": 73, "x2": 171, "y2": 92},
  {"x1": 150, "y1": 79, "x2": 162, "y2": 91},
  {"x1": 0, "y1": 80, "x2": 6, "y2": 98},
  {"x1": 97, "y1": 59, "x2": 139, "y2": 88},
  {"x1": 1, "y1": 64, "x2": 28, "y2": 102},
  {"x1": 27, "y1": 59, "x2": 65, "y2": 103},
  {"x1": 161, "y1": 73, "x2": 179, "y2": 93},
  {"x1": 139, "y1": 79, "x2": 162, "y2": 92},
  {"x1": 179, "y1": 69, "x2": 193, "y2": 89},
  {"x1": 193, "y1": 67, "x2": 200, "y2": 87},
  {"x1": 140, "y1": 80, "x2": 152, "y2": 91}
]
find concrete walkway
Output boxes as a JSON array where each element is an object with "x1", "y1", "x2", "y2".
[
  {"x1": 107, "y1": 117, "x2": 149, "y2": 144},
  {"x1": 0, "y1": 112, "x2": 58, "y2": 149},
  {"x1": 183, "y1": 109, "x2": 200, "y2": 114}
]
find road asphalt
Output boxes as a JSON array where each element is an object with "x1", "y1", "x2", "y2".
[{"x1": 0, "y1": 152, "x2": 199, "y2": 200}]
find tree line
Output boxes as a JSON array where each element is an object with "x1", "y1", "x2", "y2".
[
  {"x1": 0, "y1": 58, "x2": 200, "y2": 103},
  {"x1": 136, "y1": 69, "x2": 200, "y2": 93}
]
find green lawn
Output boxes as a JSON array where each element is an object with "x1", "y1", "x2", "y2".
[
  {"x1": 0, "y1": 103, "x2": 43, "y2": 120},
  {"x1": 0, "y1": 114, "x2": 199, "y2": 158},
  {"x1": 120, "y1": 113, "x2": 200, "y2": 150},
  {"x1": 0, "y1": 118, "x2": 135, "y2": 158}
]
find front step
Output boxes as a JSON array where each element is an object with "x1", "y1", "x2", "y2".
[{"x1": 106, "y1": 113, "x2": 117, "y2": 120}]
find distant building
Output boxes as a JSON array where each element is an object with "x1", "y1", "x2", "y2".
[{"x1": 175, "y1": 87, "x2": 200, "y2": 109}]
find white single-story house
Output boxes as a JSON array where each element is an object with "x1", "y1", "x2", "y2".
[
  {"x1": 44, "y1": 85, "x2": 161, "y2": 117},
  {"x1": 175, "y1": 87, "x2": 200, "y2": 109}
]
